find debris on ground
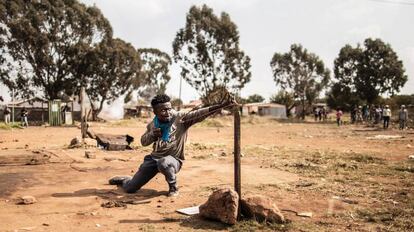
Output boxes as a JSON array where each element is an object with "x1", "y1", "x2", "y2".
[
  {"x1": 101, "y1": 199, "x2": 151, "y2": 208},
  {"x1": 297, "y1": 212, "x2": 313, "y2": 218},
  {"x1": 95, "y1": 134, "x2": 134, "y2": 151},
  {"x1": 16, "y1": 196, "x2": 37, "y2": 205},
  {"x1": 176, "y1": 205, "x2": 200, "y2": 215}
]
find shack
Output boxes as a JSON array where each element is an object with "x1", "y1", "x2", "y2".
[{"x1": 242, "y1": 103, "x2": 287, "y2": 118}]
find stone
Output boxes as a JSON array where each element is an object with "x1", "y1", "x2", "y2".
[
  {"x1": 85, "y1": 151, "x2": 96, "y2": 159},
  {"x1": 240, "y1": 195, "x2": 285, "y2": 223},
  {"x1": 199, "y1": 188, "x2": 239, "y2": 225},
  {"x1": 408, "y1": 155, "x2": 414, "y2": 160},
  {"x1": 69, "y1": 137, "x2": 82, "y2": 148},
  {"x1": 83, "y1": 138, "x2": 97, "y2": 147},
  {"x1": 17, "y1": 196, "x2": 37, "y2": 205}
]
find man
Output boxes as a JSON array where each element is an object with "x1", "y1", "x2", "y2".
[
  {"x1": 109, "y1": 94, "x2": 236, "y2": 197},
  {"x1": 4, "y1": 106, "x2": 11, "y2": 124},
  {"x1": 336, "y1": 108, "x2": 343, "y2": 126},
  {"x1": 20, "y1": 107, "x2": 29, "y2": 127},
  {"x1": 383, "y1": 105, "x2": 391, "y2": 129},
  {"x1": 399, "y1": 105, "x2": 408, "y2": 130}
]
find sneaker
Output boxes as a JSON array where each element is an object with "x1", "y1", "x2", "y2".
[
  {"x1": 168, "y1": 186, "x2": 179, "y2": 197},
  {"x1": 108, "y1": 175, "x2": 131, "y2": 185}
]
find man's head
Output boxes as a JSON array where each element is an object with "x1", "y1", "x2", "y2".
[
  {"x1": 151, "y1": 94, "x2": 172, "y2": 123},
  {"x1": 401, "y1": 105, "x2": 406, "y2": 109}
]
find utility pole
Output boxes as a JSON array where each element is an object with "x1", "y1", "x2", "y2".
[
  {"x1": 178, "y1": 75, "x2": 182, "y2": 110},
  {"x1": 11, "y1": 89, "x2": 15, "y2": 124},
  {"x1": 80, "y1": 87, "x2": 87, "y2": 138}
]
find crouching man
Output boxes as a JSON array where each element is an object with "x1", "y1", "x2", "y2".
[{"x1": 109, "y1": 94, "x2": 235, "y2": 197}]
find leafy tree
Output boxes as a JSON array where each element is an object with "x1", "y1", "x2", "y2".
[
  {"x1": 0, "y1": 0, "x2": 112, "y2": 100},
  {"x1": 270, "y1": 44, "x2": 330, "y2": 119},
  {"x1": 245, "y1": 94, "x2": 264, "y2": 103},
  {"x1": 172, "y1": 4, "x2": 251, "y2": 103},
  {"x1": 170, "y1": 97, "x2": 183, "y2": 109},
  {"x1": 85, "y1": 38, "x2": 141, "y2": 120},
  {"x1": 333, "y1": 38, "x2": 407, "y2": 105},
  {"x1": 326, "y1": 83, "x2": 363, "y2": 111},
  {"x1": 132, "y1": 48, "x2": 171, "y2": 102},
  {"x1": 270, "y1": 90, "x2": 295, "y2": 117}
]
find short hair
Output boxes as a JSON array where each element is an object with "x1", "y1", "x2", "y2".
[{"x1": 151, "y1": 94, "x2": 171, "y2": 107}]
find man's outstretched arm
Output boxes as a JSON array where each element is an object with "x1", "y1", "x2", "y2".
[{"x1": 181, "y1": 100, "x2": 237, "y2": 128}]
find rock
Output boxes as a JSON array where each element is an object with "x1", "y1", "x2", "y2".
[
  {"x1": 199, "y1": 188, "x2": 239, "y2": 225},
  {"x1": 240, "y1": 195, "x2": 285, "y2": 223},
  {"x1": 407, "y1": 144, "x2": 412, "y2": 148},
  {"x1": 83, "y1": 138, "x2": 97, "y2": 147},
  {"x1": 408, "y1": 155, "x2": 414, "y2": 160},
  {"x1": 17, "y1": 196, "x2": 37, "y2": 205},
  {"x1": 85, "y1": 151, "x2": 96, "y2": 159},
  {"x1": 69, "y1": 137, "x2": 82, "y2": 148}
]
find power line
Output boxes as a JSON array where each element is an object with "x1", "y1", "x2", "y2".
[{"x1": 367, "y1": 0, "x2": 414, "y2": 6}]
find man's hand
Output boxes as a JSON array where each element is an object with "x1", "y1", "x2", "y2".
[{"x1": 152, "y1": 128, "x2": 162, "y2": 139}]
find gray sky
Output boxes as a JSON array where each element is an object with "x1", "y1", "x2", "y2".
[
  {"x1": 78, "y1": 0, "x2": 414, "y2": 103},
  {"x1": 1, "y1": 0, "x2": 413, "y2": 104}
]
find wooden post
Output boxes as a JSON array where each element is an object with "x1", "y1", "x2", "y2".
[
  {"x1": 234, "y1": 106, "x2": 241, "y2": 213},
  {"x1": 80, "y1": 87, "x2": 87, "y2": 138}
]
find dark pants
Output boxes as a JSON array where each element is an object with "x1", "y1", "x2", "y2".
[
  {"x1": 383, "y1": 116, "x2": 390, "y2": 129},
  {"x1": 122, "y1": 155, "x2": 181, "y2": 193}
]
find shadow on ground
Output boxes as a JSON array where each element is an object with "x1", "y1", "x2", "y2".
[{"x1": 52, "y1": 188, "x2": 167, "y2": 202}]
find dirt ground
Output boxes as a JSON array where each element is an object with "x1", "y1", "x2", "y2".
[{"x1": 0, "y1": 116, "x2": 413, "y2": 232}]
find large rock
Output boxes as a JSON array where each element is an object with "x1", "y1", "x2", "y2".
[
  {"x1": 199, "y1": 188, "x2": 239, "y2": 225},
  {"x1": 241, "y1": 195, "x2": 285, "y2": 223}
]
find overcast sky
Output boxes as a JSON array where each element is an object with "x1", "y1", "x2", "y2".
[
  {"x1": 1, "y1": 0, "x2": 413, "y2": 104},
  {"x1": 77, "y1": 0, "x2": 414, "y2": 103}
]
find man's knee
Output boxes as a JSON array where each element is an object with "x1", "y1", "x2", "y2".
[{"x1": 157, "y1": 157, "x2": 177, "y2": 173}]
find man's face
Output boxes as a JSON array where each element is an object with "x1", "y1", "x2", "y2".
[{"x1": 153, "y1": 102, "x2": 173, "y2": 123}]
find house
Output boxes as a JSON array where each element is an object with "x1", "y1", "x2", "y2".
[
  {"x1": 1, "y1": 96, "x2": 81, "y2": 125},
  {"x1": 242, "y1": 103, "x2": 287, "y2": 118},
  {"x1": 123, "y1": 103, "x2": 152, "y2": 118}
]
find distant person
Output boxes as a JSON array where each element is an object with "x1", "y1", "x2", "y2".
[
  {"x1": 350, "y1": 106, "x2": 356, "y2": 124},
  {"x1": 21, "y1": 107, "x2": 29, "y2": 127},
  {"x1": 398, "y1": 105, "x2": 408, "y2": 130},
  {"x1": 109, "y1": 94, "x2": 236, "y2": 197},
  {"x1": 336, "y1": 108, "x2": 343, "y2": 126},
  {"x1": 383, "y1": 105, "x2": 391, "y2": 129},
  {"x1": 314, "y1": 107, "x2": 319, "y2": 121},
  {"x1": 4, "y1": 106, "x2": 11, "y2": 124},
  {"x1": 356, "y1": 106, "x2": 363, "y2": 123}
]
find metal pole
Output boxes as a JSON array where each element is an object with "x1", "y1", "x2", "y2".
[
  {"x1": 11, "y1": 89, "x2": 14, "y2": 124},
  {"x1": 234, "y1": 107, "x2": 241, "y2": 211}
]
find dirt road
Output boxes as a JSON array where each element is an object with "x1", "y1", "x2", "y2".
[{"x1": 0, "y1": 117, "x2": 413, "y2": 231}]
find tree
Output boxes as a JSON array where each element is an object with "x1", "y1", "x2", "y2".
[
  {"x1": 326, "y1": 83, "x2": 363, "y2": 111},
  {"x1": 245, "y1": 94, "x2": 264, "y2": 103},
  {"x1": 333, "y1": 38, "x2": 407, "y2": 105},
  {"x1": 0, "y1": 0, "x2": 112, "y2": 100},
  {"x1": 270, "y1": 44, "x2": 330, "y2": 119},
  {"x1": 270, "y1": 90, "x2": 295, "y2": 117},
  {"x1": 132, "y1": 48, "x2": 171, "y2": 102},
  {"x1": 172, "y1": 4, "x2": 251, "y2": 103},
  {"x1": 85, "y1": 38, "x2": 141, "y2": 120}
]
